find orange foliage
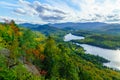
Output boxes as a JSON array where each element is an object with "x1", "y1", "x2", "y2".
[
  {"x1": 9, "y1": 20, "x2": 19, "y2": 35},
  {"x1": 11, "y1": 26, "x2": 19, "y2": 34},
  {"x1": 39, "y1": 54, "x2": 45, "y2": 61},
  {"x1": 26, "y1": 49, "x2": 32, "y2": 54},
  {"x1": 32, "y1": 49, "x2": 45, "y2": 61},
  {"x1": 32, "y1": 49, "x2": 40, "y2": 57}
]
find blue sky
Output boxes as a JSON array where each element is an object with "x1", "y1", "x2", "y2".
[{"x1": 0, "y1": 0, "x2": 120, "y2": 24}]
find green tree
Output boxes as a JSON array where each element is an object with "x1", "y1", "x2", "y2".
[{"x1": 43, "y1": 36, "x2": 60, "y2": 79}]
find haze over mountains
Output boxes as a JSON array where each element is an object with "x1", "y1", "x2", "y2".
[
  {"x1": 49, "y1": 22, "x2": 108, "y2": 30},
  {"x1": 20, "y1": 22, "x2": 120, "y2": 35}
]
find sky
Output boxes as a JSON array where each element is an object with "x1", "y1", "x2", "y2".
[{"x1": 0, "y1": 0, "x2": 120, "y2": 24}]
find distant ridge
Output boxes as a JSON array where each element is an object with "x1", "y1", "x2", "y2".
[
  {"x1": 20, "y1": 22, "x2": 108, "y2": 30},
  {"x1": 20, "y1": 22, "x2": 120, "y2": 34},
  {"x1": 49, "y1": 22, "x2": 108, "y2": 30}
]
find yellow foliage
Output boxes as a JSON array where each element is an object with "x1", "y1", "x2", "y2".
[
  {"x1": 7, "y1": 30, "x2": 13, "y2": 36},
  {"x1": 18, "y1": 32, "x2": 23, "y2": 36},
  {"x1": 0, "y1": 37, "x2": 3, "y2": 42},
  {"x1": 37, "y1": 44, "x2": 44, "y2": 53},
  {"x1": 34, "y1": 38, "x2": 42, "y2": 42},
  {"x1": 0, "y1": 25, "x2": 5, "y2": 31}
]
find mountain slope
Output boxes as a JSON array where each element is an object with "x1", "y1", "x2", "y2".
[
  {"x1": 50, "y1": 22, "x2": 108, "y2": 30},
  {"x1": 20, "y1": 23, "x2": 39, "y2": 28},
  {"x1": 95, "y1": 24, "x2": 120, "y2": 35},
  {"x1": 20, "y1": 23, "x2": 66, "y2": 36},
  {"x1": 1, "y1": 21, "x2": 120, "y2": 80},
  {"x1": 20, "y1": 22, "x2": 108, "y2": 30}
]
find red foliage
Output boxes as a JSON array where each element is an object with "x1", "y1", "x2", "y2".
[{"x1": 40, "y1": 70, "x2": 47, "y2": 75}]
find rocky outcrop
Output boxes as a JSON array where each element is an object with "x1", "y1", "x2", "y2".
[
  {"x1": 0, "y1": 48, "x2": 10, "y2": 57},
  {"x1": 24, "y1": 63, "x2": 40, "y2": 76},
  {"x1": 0, "y1": 48, "x2": 40, "y2": 76}
]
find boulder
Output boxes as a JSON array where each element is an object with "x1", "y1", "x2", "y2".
[{"x1": 0, "y1": 48, "x2": 10, "y2": 57}]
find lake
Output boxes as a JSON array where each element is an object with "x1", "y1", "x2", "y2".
[
  {"x1": 64, "y1": 33, "x2": 120, "y2": 70},
  {"x1": 64, "y1": 33, "x2": 84, "y2": 41}
]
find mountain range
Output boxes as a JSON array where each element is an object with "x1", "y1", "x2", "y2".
[
  {"x1": 20, "y1": 22, "x2": 108, "y2": 30},
  {"x1": 20, "y1": 22, "x2": 120, "y2": 35}
]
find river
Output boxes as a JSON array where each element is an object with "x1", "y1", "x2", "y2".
[{"x1": 64, "y1": 33, "x2": 120, "y2": 70}]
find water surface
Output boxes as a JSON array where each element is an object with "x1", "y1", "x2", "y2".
[
  {"x1": 64, "y1": 33, "x2": 84, "y2": 41},
  {"x1": 64, "y1": 33, "x2": 120, "y2": 70}
]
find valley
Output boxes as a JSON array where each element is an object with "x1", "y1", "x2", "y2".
[
  {"x1": 1, "y1": 21, "x2": 120, "y2": 80},
  {"x1": 64, "y1": 33, "x2": 120, "y2": 70},
  {"x1": 1, "y1": 0, "x2": 120, "y2": 80}
]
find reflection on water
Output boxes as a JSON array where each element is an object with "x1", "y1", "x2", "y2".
[
  {"x1": 64, "y1": 33, "x2": 84, "y2": 41},
  {"x1": 80, "y1": 44, "x2": 120, "y2": 70},
  {"x1": 64, "y1": 33, "x2": 120, "y2": 70},
  {"x1": 104, "y1": 61, "x2": 120, "y2": 70}
]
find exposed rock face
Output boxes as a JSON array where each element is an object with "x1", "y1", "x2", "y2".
[
  {"x1": 0, "y1": 48, "x2": 17, "y2": 68},
  {"x1": 0, "y1": 48, "x2": 40, "y2": 75},
  {"x1": 0, "y1": 48, "x2": 10, "y2": 57},
  {"x1": 25, "y1": 63, "x2": 40, "y2": 76}
]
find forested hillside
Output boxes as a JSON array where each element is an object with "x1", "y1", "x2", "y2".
[
  {"x1": 73, "y1": 30, "x2": 120, "y2": 49},
  {"x1": 0, "y1": 21, "x2": 120, "y2": 80}
]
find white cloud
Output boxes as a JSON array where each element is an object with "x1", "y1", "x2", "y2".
[
  {"x1": 13, "y1": 8, "x2": 26, "y2": 15},
  {"x1": 18, "y1": 0, "x2": 38, "y2": 16},
  {"x1": 0, "y1": 16, "x2": 27, "y2": 23},
  {"x1": 1, "y1": 0, "x2": 120, "y2": 23},
  {"x1": 71, "y1": 0, "x2": 120, "y2": 23},
  {"x1": 14, "y1": 0, "x2": 67, "y2": 22},
  {"x1": 42, "y1": 0, "x2": 120, "y2": 23}
]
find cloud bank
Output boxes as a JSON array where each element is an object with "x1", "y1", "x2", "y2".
[{"x1": 0, "y1": 0, "x2": 120, "y2": 23}]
